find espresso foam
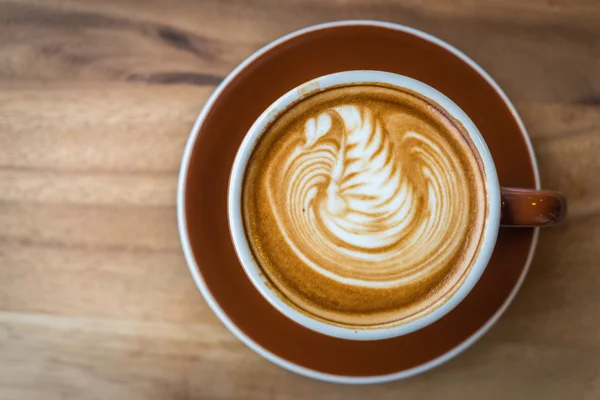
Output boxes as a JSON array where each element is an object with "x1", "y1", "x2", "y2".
[{"x1": 242, "y1": 84, "x2": 487, "y2": 327}]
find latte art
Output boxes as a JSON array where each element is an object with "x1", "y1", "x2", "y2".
[
  {"x1": 273, "y1": 104, "x2": 469, "y2": 287},
  {"x1": 243, "y1": 84, "x2": 487, "y2": 327}
]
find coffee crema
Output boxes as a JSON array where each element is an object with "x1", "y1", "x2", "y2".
[{"x1": 242, "y1": 84, "x2": 487, "y2": 328}]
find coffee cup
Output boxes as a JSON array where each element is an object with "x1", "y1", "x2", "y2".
[{"x1": 228, "y1": 70, "x2": 566, "y2": 340}]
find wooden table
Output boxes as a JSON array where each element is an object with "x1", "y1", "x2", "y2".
[{"x1": 1, "y1": 1, "x2": 598, "y2": 398}]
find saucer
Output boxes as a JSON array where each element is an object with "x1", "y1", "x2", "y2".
[{"x1": 177, "y1": 21, "x2": 540, "y2": 383}]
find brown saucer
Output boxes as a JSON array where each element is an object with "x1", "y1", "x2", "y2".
[{"x1": 178, "y1": 21, "x2": 539, "y2": 383}]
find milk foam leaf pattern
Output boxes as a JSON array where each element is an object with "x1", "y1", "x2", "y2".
[{"x1": 268, "y1": 104, "x2": 472, "y2": 288}]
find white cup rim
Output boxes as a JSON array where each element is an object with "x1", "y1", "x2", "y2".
[{"x1": 228, "y1": 70, "x2": 501, "y2": 340}]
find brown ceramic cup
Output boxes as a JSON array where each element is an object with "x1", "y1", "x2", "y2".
[{"x1": 228, "y1": 71, "x2": 567, "y2": 340}]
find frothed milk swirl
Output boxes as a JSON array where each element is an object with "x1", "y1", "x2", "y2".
[{"x1": 243, "y1": 84, "x2": 487, "y2": 327}]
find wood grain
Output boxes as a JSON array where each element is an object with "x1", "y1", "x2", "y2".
[{"x1": 1, "y1": 0, "x2": 599, "y2": 398}]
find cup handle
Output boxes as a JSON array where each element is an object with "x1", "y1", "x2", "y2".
[{"x1": 500, "y1": 188, "x2": 567, "y2": 227}]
